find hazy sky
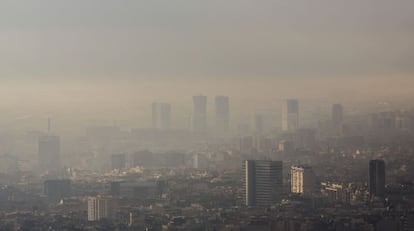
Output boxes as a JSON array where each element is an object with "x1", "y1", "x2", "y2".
[
  {"x1": 1, "y1": 0, "x2": 413, "y2": 80},
  {"x1": 0, "y1": 0, "x2": 413, "y2": 130}
]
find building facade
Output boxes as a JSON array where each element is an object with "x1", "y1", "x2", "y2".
[
  {"x1": 332, "y1": 104, "x2": 344, "y2": 136},
  {"x1": 193, "y1": 95, "x2": 207, "y2": 132},
  {"x1": 291, "y1": 165, "x2": 317, "y2": 195},
  {"x1": 215, "y1": 96, "x2": 230, "y2": 133},
  {"x1": 152, "y1": 102, "x2": 171, "y2": 130},
  {"x1": 282, "y1": 99, "x2": 299, "y2": 132},
  {"x1": 242, "y1": 160, "x2": 283, "y2": 207},
  {"x1": 87, "y1": 196, "x2": 119, "y2": 221},
  {"x1": 369, "y1": 159, "x2": 386, "y2": 197}
]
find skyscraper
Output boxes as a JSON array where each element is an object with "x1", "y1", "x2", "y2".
[
  {"x1": 254, "y1": 114, "x2": 264, "y2": 134},
  {"x1": 291, "y1": 165, "x2": 317, "y2": 195},
  {"x1": 152, "y1": 102, "x2": 171, "y2": 130},
  {"x1": 159, "y1": 103, "x2": 171, "y2": 130},
  {"x1": 152, "y1": 102, "x2": 159, "y2": 129},
  {"x1": 215, "y1": 96, "x2": 230, "y2": 132},
  {"x1": 332, "y1": 104, "x2": 343, "y2": 125},
  {"x1": 332, "y1": 104, "x2": 344, "y2": 136},
  {"x1": 369, "y1": 159, "x2": 386, "y2": 197},
  {"x1": 38, "y1": 135, "x2": 61, "y2": 174},
  {"x1": 192, "y1": 95, "x2": 207, "y2": 132},
  {"x1": 282, "y1": 99, "x2": 299, "y2": 132},
  {"x1": 242, "y1": 160, "x2": 283, "y2": 207}
]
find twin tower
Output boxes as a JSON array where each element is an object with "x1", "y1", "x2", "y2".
[
  {"x1": 152, "y1": 96, "x2": 230, "y2": 132},
  {"x1": 153, "y1": 97, "x2": 307, "y2": 133},
  {"x1": 192, "y1": 95, "x2": 229, "y2": 132}
]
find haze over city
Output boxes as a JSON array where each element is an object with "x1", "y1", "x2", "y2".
[{"x1": 0, "y1": 1, "x2": 413, "y2": 230}]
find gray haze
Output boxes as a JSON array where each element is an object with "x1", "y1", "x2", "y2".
[{"x1": 0, "y1": 0, "x2": 413, "y2": 130}]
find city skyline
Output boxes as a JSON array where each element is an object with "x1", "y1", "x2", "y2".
[{"x1": 0, "y1": 1, "x2": 413, "y2": 230}]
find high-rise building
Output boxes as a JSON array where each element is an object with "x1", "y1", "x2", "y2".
[
  {"x1": 38, "y1": 135, "x2": 61, "y2": 174},
  {"x1": 369, "y1": 159, "x2": 386, "y2": 197},
  {"x1": 332, "y1": 104, "x2": 343, "y2": 125},
  {"x1": 242, "y1": 160, "x2": 283, "y2": 207},
  {"x1": 192, "y1": 95, "x2": 207, "y2": 132},
  {"x1": 254, "y1": 114, "x2": 264, "y2": 134},
  {"x1": 152, "y1": 102, "x2": 171, "y2": 130},
  {"x1": 159, "y1": 103, "x2": 171, "y2": 130},
  {"x1": 111, "y1": 153, "x2": 126, "y2": 170},
  {"x1": 88, "y1": 196, "x2": 119, "y2": 221},
  {"x1": 282, "y1": 99, "x2": 299, "y2": 132},
  {"x1": 332, "y1": 104, "x2": 344, "y2": 136},
  {"x1": 152, "y1": 102, "x2": 159, "y2": 129},
  {"x1": 215, "y1": 96, "x2": 230, "y2": 132},
  {"x1": 291, "y1": 165, "x2": 317, "y2": 195}
]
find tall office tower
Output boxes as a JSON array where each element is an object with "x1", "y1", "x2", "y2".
[
  {"x1": 111, "y1": 153, "x2": 126, "y2": 170},
  {"x1": 38, "y1": 135, "x2": 61, "y2": 174},
  {"x1": 242, "y1": 160, "x2": 283, "y2": 207},
  {"x1": 332, "y1": 104, "x2": 343, "y2": 125},
  {"x1": 291, "y1": 165, "x2": 317, "y2": 195},
  {"x1": 369, "y1": 159, "x2": 386, "y2": 197},
  {"x1": 159, "y1": 103, "x2": 171, "y2": 130},
  {"x1": 88, "y1": 196, "x2": 119, "y2": 221},
  {"x1": 215, "y1": 96, "x2": 230, "y2": 132},
  {"x1": 254, "y1": 114, "x2": 264, "y2": 134},
  {"x1": 192, "y1": 95, "x2": 207, "y2": 132},
  {"x1": 282, "y1": 99, "x2": 299, "y2": 132},
  {"x1": 152, "y1": 102, "x2": 159, "y2": 129},
  {"x1": 332, "y1": 104, "x2": 344, "y2": 135},
  {"x1": 152, "y1": 102, "x2": 171, "y2": 130}
]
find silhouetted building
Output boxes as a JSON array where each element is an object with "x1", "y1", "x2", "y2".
[
  {"x1": 369, "y1": 159, "x2": 386, "y2": 197},
  {"x1": 38, "y1": 135, "x2": 61, "y2": 174},
  {"x1": 282, "y1": 99, "x2": 299, "y2": 132},
  {"x1": 152, "y1": 102, "x2": 159, "y2": 129},
  {"x1": 254, "y1": 114, "x2": 264, "y2": 134},
  {"x1": 44, "y1": 179, "x2": 71, "y2": 201},
  {"x1": 332, "y1": 104, "x2": 344, "y2": 136},
  {"x1": 111, "y1": 153, "x2": 126, "y2": 170},
  {"x1": 291, "y1": 165, "x2": 317, "y2": 195},
  {"x1": 215, "y1": 96, "x2": 230, "y2": 132},
  {"x1": 332, "y1": 104, "x2": 343, "y2": 125},
  {"x1": 152, "y1": 102, "x2": 171, "y2": 130},
  {"x1": 193, "y1": 95, "x2": 207, "y2": 132},
  {"x1": 242, "y1": 160, "x2": 283, "y2": 207}
]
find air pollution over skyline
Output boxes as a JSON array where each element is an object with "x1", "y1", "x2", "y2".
[
  {"x1": 0, "y1": 1, "x2": 413, "y2": 131},
  {"x1": 0, "y1": 1, "x2": 413, "y2": 230}
]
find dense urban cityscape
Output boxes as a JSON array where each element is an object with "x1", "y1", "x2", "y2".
[
  {"x1": 0, "y1": 97, "x2": 413, "y2": 230},
  {"x1": 1, "y1": 0, "x2": 414, "y2": 230}
]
